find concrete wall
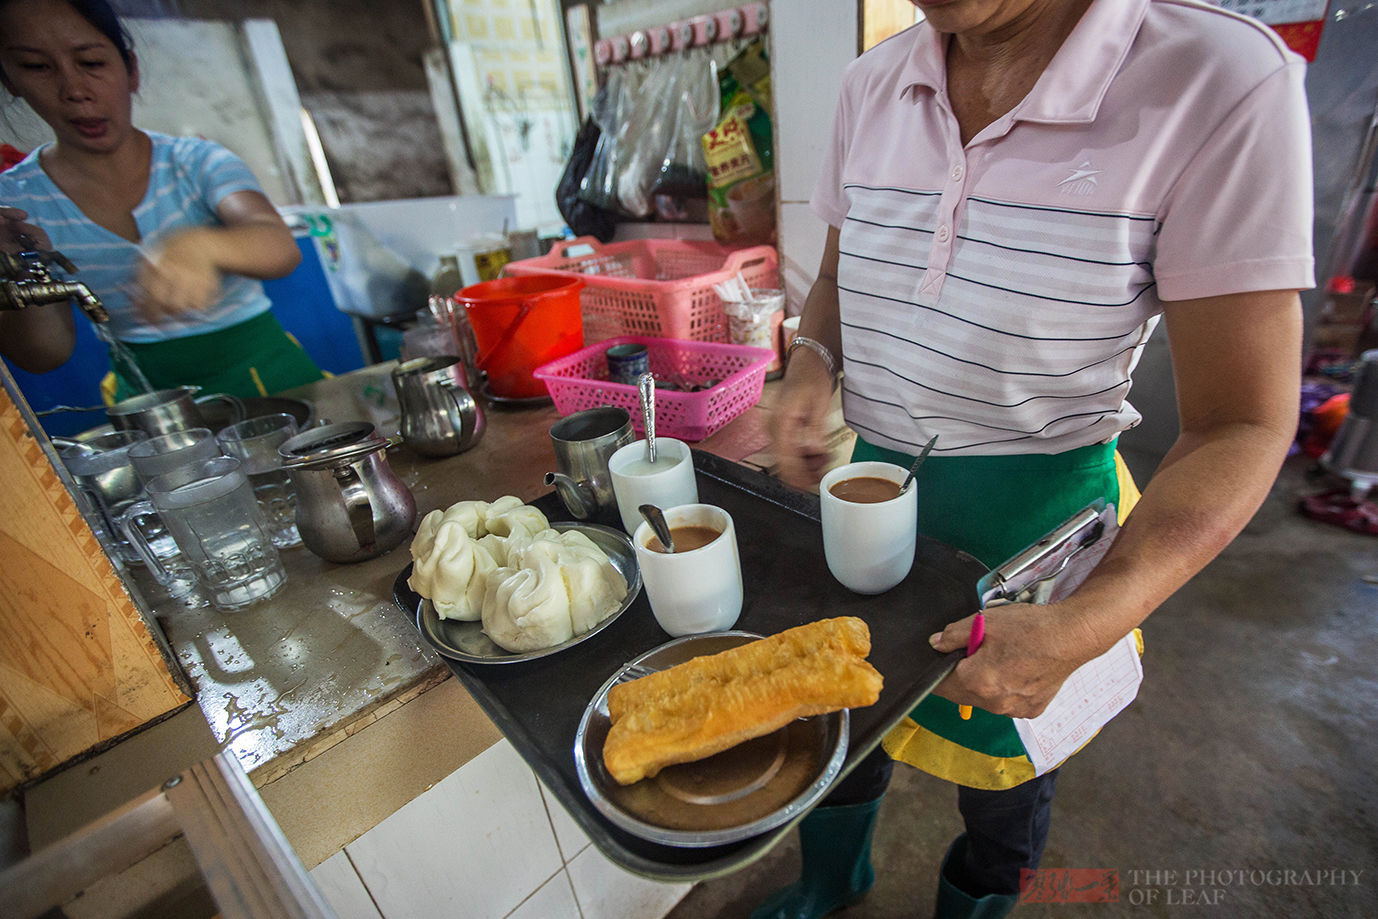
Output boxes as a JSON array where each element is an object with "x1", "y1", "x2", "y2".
[{"x1": 173, "y1": 0, "x2": 453, "y2": 203}]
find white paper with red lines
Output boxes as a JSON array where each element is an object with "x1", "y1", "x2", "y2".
[{"x1": 1014, "y1": 632, "x2": 1143, "y2": 776}]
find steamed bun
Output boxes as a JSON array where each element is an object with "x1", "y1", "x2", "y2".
[
  {"x1": 481, "y1": 555, "x2": 574, "y2": 652},
  {"x1": 409, "y1": 497, "x2": 627, "y2": 652},
  {"x1": 510, "y1": 531, "x2": 628, "y2": 635},
  {"x1": 408, "y1": 522, "x2": 499, "y2": 621},
  {"x1": 483, "y1": 496, "x2": 550, "y2": 538}
]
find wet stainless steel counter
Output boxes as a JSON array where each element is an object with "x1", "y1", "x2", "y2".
[{"x1": 133, "y1": 363, "x2": 781, "y2": 785}]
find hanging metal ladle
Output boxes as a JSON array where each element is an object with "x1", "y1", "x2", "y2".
[{"x1": 638, "y1": 372, "x2": 657, "y2": 465}]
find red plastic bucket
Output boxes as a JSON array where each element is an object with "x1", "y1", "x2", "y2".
[{"x1": 458, "y1": 275, "x2": 585, "y2": 399}]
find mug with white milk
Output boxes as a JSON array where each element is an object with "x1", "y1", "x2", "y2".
[{"x1": 608, "y1": 437, "x2": 699, "y2": 535}]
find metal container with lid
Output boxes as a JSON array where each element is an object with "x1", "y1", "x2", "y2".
[
  {"x1": 1322, "y1": 348, "x2": 1378, "y2": 499},
  {"x1": 278, "y1": 422, "x2": 417, "y2": 563}
]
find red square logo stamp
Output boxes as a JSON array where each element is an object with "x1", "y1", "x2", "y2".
[{"x1": 1020, "y1": 868, "x2": 1120, "y2": 903}]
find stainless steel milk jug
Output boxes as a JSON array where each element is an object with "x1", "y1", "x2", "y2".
[{"x1": 392, "y1": 356, "x2": 486, "y2": 457}]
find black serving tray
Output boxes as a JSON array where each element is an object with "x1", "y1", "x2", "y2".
[{"x1": 392, "y1": 450, "x2": 988, "y2": 881}]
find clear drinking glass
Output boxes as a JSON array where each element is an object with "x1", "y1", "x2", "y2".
[
  {"x1": 217, "y1": 413, "x2": 302, "y2": 549},
  {"x1": 124, "y1": 427, "x2": 222, "y2": 602},
  {"x1": 121, "y1": 455, "x2": 286, "y2": 611},
  {"x1": 59, "y1": 430, "x2": 149, "y2": 565}
]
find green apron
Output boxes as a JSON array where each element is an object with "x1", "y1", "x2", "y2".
[
  {"x1": 109, "y1": 310, "x2": 325, "y2": 402},
  {"x1": 849, "y1": 437, "x2": 1140, "y2": 790}
]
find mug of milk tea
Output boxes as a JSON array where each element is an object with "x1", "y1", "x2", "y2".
[
  {"x1": 819, "y1": 461, "x2": 917, "y2": 594},
  {"x1": 633, "y1": 503, "x2": 742, "y2": 636}
]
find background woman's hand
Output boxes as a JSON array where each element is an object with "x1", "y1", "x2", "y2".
[
  {"x1": 0, "y1": 206, "x2": 53, "y2": 253},
  {"x1": 134, "y1": 228, "x2": 222, "y2": 322},
  {"x1": 767, "y1": 354, "x2": 837, "y2": 490},
  {"x1": 928, "y1": 603, "x2": 1101, "y2": 719}
]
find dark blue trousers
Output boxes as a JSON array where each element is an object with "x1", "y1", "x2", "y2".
[{"x1": 953, "y1": 769, "x2": 1060, "y2": 895}]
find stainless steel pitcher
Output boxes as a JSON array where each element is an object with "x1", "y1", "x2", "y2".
[
  {"x1": 392, "y1": 356, "x2": 486, "y2": 457},
  {"x1": 278, "y1": 422, "x2": 417, "y2": 563},
  {"x1": 544, "y1": 406, "x2": 635, "y2": 523},
  {"x1": 108, "y1": 386, "x2": 243, "y2": 437}
]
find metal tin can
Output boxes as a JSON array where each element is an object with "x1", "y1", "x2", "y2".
[{"x1": 605, "y1": 343, "x2": 650, "y2": 385}]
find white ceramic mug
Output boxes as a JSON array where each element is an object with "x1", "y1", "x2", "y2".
[
  {"x1": 819, "y1": 461, "x2": 918, "y2": 594},
  {"x1": 633, "y1": 503, "x2": 742, "y2": 637},
  {"x1": 608, "y1": 437, "x2": 698, "y2": 534}
]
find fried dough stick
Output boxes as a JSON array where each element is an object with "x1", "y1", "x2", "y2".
[{"x1": 603, "y1": 617, "x2": 883, "y2": 785}]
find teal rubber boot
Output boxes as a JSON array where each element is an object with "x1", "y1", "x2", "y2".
[
  {"x1": 933, "y1": 836, "x2": 1019, "y2": 919},
  {"x1": 749, "y1": 798, "x2": 882, "y2": 919}
]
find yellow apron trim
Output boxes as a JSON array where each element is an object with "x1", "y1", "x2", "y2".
[
  {"x1": 883, "y1": 718, "x2": 1039, "y2": 790},
  {"x1": 1114, "y1": 450, "x2": 1141, "y2": 520},
  {"x1": 248, "y1": 366, "x2": 269, "y2": 397},
  {"x1": 99, "y1": 371, "x2": 118, "y2": 407},
  {"x1": 884, "y1": 453, "x2": 1145, "y2": 788},
  {"x1": 283, "y1": 329, "x2": 333, "y2": 378}
]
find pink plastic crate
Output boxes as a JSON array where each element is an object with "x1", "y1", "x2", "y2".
[
  {"x1": 504, "y1": 236, "x2": 778, "y2": 344},
  {"x1": 533, "y1": 336, "x2": 775, "y2": 442}
]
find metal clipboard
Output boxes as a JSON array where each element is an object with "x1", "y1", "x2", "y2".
[{"x1": 976, "y1": 500, "x2": 1119, "y2": 609}]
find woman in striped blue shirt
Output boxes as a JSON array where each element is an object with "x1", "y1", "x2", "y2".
[{"x1": 0, "y1": 0, "x2": 323, "y2": 399}]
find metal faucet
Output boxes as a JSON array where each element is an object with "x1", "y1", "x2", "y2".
[{"x1": 0, "y1": 249, "x2": 109, "y2": 323}]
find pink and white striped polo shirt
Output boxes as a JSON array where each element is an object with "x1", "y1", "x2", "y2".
[{"x1": 812, "y1": 0, "x2": 1314, "y2": 457}]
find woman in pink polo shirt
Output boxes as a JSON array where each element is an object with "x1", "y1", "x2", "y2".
[{"x1": 765, "y1": 1, "x2": 1312, "y2": 918}]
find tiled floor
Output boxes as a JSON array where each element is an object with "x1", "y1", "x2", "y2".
[{"x1": 311, "y1": 740, "x2": 690, "y2": 919}]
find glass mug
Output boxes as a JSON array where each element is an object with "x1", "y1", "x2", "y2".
[
  {"x1": 217, "y1": 413, "x2": 302, "y2": 549},
  {"x1": 121, "y1": 456, "x2": 286, "y2": 611},
  {"x1": 58, "y1": 430, "x2": 149, "y2": 565},
  {"x1": 125, "y1": 428, "x2": 223, "y2": 601}
]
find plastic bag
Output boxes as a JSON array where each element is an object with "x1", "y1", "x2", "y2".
[
  {"x1": 579, "y1": 68, "x2": 637, "y2": 213},
  {"x1": 615, "y1": 59, "x2": 681, "y2": 218},
  {"x1": 556, "y1": 115, "x2": 617, "y2": 242},
  {"x1": 655, "y1": 49, "x2": 718, "y2": 201},
  {"x1": 702, "y1": 40, "x2": 775, "y2": 246}
]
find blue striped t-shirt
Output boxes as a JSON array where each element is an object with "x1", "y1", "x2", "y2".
[{"x1": 0, "y1": 131, "x2": 273, "y2": 343}]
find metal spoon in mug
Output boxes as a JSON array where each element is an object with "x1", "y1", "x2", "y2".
[
  {"x1": 639, "y1": 503, "x2": 674, "y2": 552},
  {"x1": 638, "y1": 372, "x2": 657, "y2": 465},
  {"x1": 901, "y1": 434, "x2": 939, "y2": 492}
]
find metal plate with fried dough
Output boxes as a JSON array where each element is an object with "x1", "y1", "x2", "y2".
[{"x1": 573, "y1": 631, "x2": 848, "y2": 848}]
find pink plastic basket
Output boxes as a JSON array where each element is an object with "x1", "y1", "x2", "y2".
[
  {"x1": 533, "y1": 336, "x2": 775, "y2": 441},
  {"x1": 504, "y1": 236, "x2": 779, "y2": 344}
]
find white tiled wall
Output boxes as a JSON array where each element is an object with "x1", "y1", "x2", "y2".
[
  {"x1": 310, "y1": 740, "x2": 690, "y2": 919},
  {"x1": 771, "y1": 0, "x2": 859, "y2": 313}
]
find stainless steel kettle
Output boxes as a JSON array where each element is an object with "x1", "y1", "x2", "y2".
[
  {"x1": 392, "y1": 355, "x2": 486, "y2": 457},
  {"x1": 1322, "y1": 348, "x2": 1378, "y2": 499},
  {"x1": 278, "y1": 422, "x2": 417, "y2": 563}
]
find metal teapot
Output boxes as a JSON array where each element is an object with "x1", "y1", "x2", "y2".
[
  {"x1": 392, "y1": 355, "x2": 486, "y2": 457},
  {"x1": 543, "y1": 406, "x2": 634, "y2": 523},
  {"x1": 278, "y1": 422, "x2": 417, "y2": 564}
]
